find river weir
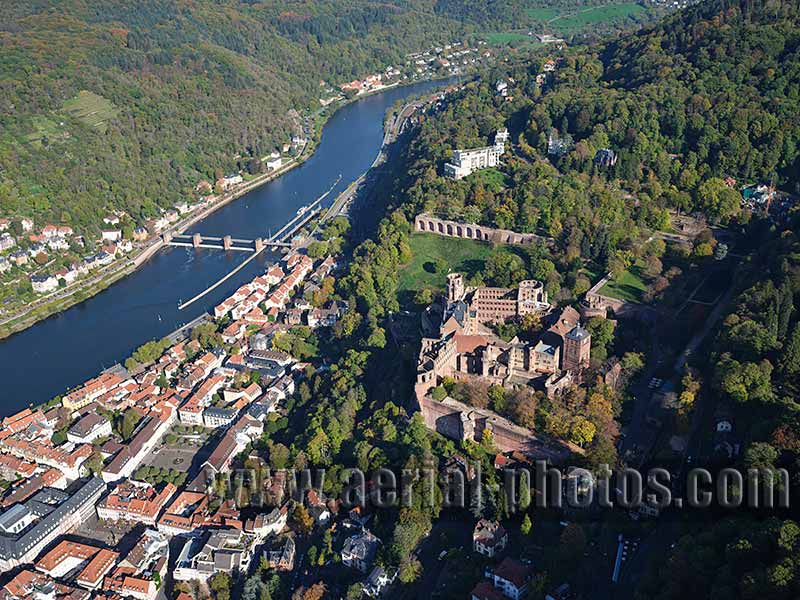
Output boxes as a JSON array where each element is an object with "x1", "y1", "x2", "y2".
[{"x1": 0, "y1": 78, "x2": 455, "y2": 412}]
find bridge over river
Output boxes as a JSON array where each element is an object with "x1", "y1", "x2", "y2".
[
  {"x1": 174, "y1": 185, "x2": 336, "y2": 311},
  {"x1": 165, "y1": 180, "x2": 333, "y2": 256},
  {"x1": 0, "y1": 76, "x2": 459, "y2": 410}
]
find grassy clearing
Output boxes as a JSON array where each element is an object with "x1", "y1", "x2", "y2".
[
  {"x1": 526, "y1": 7, "x2": 562, "y2": 21},
  {"x1": 63, "y1": 90, "x2": 118, "y2": 132},
  {"x1": 548, "y1": 3, "x2": 647, "y2": 35},
  {"x1": 398, "y1": 233, "x2": 528, "y2": 307},
  {"x1": 399, "y1": 233, "x2": 496, "y2": 295},
  {"x1": 487, "y1": 3, "x2": 649, "y2": 47},
  {"x1": 600, "y1": 264, "x2": 647, "y2": 303},
  {"x1": 472, "y1": 167, "x2": 509, "y2": 191},
  {"x1": 24, "y1": 115, "x2": 62, "y2": 147}
]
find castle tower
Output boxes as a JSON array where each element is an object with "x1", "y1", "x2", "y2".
[
  {"x1": 563, "y1": 325, "x2": 591, "y2": 372},
  {"x1": 517, "y1": 280, "x2": 547, "y2": 304},
  {"x1": 447, "y1": 272, "x2": 465, "y2": 304},
  {"x1": 517, "y1": 280, "x2": 549, "y2": 315}
]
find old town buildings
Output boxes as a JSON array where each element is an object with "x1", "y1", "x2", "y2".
[
  {"x1": 0, "y1": 477, "x2": 105, "y2": 570},
  {"x1": 97, "y1": 481, "x2": 176, "y2": 526}
]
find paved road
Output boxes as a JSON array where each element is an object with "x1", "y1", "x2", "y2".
[
  {"x1": 615, "y1": 519, "x2": 683, "y2": 597},
  {"x1": 621, "y1": 253, "x2": 741, "y2": 466},
  {"x1": 673, "y1": 279, "x2": 735, "y2": 373},
  {"x1": 611, "y1": 256, "x2": 745, "y2": 598},
  {"x1": 618, "y1": 339, "x2": 665, "y2": 466}
]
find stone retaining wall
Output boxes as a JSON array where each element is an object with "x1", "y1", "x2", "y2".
[{"x1": 414, "y1": 213, "x2": 551, "y2": 246}]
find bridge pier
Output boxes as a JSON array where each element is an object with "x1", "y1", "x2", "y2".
[
  {"x1": 254, "y1": 238, "x2": 264, "y2": 252},
  {"x1": 192, "y1": 233, "x2": 202, "y2": 248},
  {"x1": 162, "y1": 232, "x2": 172, "y2": 244},
  {"x1": 223, "y1": 235, "x2": 232, "y2": 251}
]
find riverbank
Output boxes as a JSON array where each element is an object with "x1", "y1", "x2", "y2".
[
  {"x1": 24, "y1": 93, "x2": 430, "y2": 411},
  {"x1": 0, "y1": 75, "x2": 464, "y2": 410},
  {"x1": 0, "y1": 174, "x2": 299, "y2": 341},
  {"x1": 0, "y1": 75, "x2": 461, "y2": 342}
]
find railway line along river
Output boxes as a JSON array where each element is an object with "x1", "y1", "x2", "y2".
[{"x1": 0, "y1": 78, "x2": 454, "y2": 414}]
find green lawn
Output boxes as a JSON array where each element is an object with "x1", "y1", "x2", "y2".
[
  {"x1": 63, "y1": 90, "x2": 118, "y2": 132},
  {"x1": 599, "y1": 265, "x2": 647, "y2": 303},
  {"x1": 526, "y1": 7, "x2": 562, "y2": 21},
  {"x1": 548, "y1": 3, "x2": 647, "y2": 35},
  {"x1": 466, "y1": 167, "x2": 509, "y2": 192},
  {"x1": 523, "y1": 3, "x2": 648, "y2": 34},
  {"x1": 24, "y1": 115, "x2": 62, "y2": 147},
  {"x1": 397, "y1": 233, "x2": 526, "y2": 307},
  {"x1": 487, "y1": 3, "x2": 649, "y2": 47}
]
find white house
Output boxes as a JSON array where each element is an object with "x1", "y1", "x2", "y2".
[
  {"x1": 31, "y1": 274, "x2": 58, "y2": 294},
  {"x1": 67, "y1": 413, "x2": 112, "y2": 445},
  {"x1": 482, "y1": 558, "x2": 533, "y2": 600},
  {"x1": 101, "y1": 230, "x2": 122, "y2": 242}
]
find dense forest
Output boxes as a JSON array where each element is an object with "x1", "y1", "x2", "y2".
[
  {"x1": 396, "y1": 0, "x2": 800, "y2": 247},
  {"x1": 0, "y1": 0, "x2": 481, "y2": 236},
  {"x1": 210, "y1": 1, "x2": 800, "y2": 595},
  {"x1": 0, "y1": 0, "x2": 676, "y2": 241}
]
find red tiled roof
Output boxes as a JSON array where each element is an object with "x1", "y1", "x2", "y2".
[
  {"x1": 77, "y1": 548, "x2": 119, "y2": 587},
  {"x1": 36, "y1": 540, "x2": 104, "y2": 573},
  {"x1": 471, "y1": 581, "x2": 505, "y2": 600},
  {"x1": 99, "y1": 481, "x2": 176, "y2": 521},
  {"x1": 493, "y1": 557, "x2": 533, "y2": 589},
  {"x1": 455, "y1": 334, "x2": 488, "y2": 354}
]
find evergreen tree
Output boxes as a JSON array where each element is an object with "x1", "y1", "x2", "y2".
[
  {"x1": 521, "y1": 513, "x2": 532, "y2": 535},
  {"x1": 781, "y1": 323, "x2": 800, "y2": 376}
]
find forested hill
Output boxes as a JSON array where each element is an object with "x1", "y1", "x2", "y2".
[
  {"x1": 0, "y1": 0, "x2": 517, "y2": 234},
  {"x1": 519, "y1": 0, "x2": 800, "y2": 219},
  {"x1": 383, "y1": 0, "x2": 800, "y2": 260}
]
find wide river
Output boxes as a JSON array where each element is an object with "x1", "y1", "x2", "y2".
[{"x1": 0, "y1": 78, "x2": 453, "y2": 414}]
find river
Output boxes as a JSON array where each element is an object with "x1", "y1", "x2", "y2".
[{"x1": 0, "y1": 78, "x2": 453, "y2": 413}]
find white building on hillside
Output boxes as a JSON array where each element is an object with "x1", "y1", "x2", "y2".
[{"x1": 444, "y1": 129, "x2": 508, "y2": 180}]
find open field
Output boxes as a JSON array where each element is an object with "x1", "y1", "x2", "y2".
[
  {"x1": 24, "y1": 115, "x2": 63, "y2": 147},
  {"x1": 485, "y1": 3, "x2": 649, "y2": 46},
  {"x1": 474, "y1": 167, "x2": 509, "y2": 191},
  {"x1": 63, "y1": 90, "x2": 118, "y2": 132},
  {"x1": 398, "y1": 233, "x2": 527, "y2": 307},
  {"x1": 399, "y1": 233, "x2": 496, "y2": 295},
  {"x1": 484, "y1": 31, "x2": 536, "y2": 45},
  {"x1": 545, "y1": 3, "x2": 647, "y2": 35},
  {"x1": 526, "y1": 7, "x2": 562, "y2": 21},
  {"x1": 525, "y1": 2, "x2": 648, "y2": 34},
  {"x1": 600, "y1": 264, "x2": 648, "y2": 303}
]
